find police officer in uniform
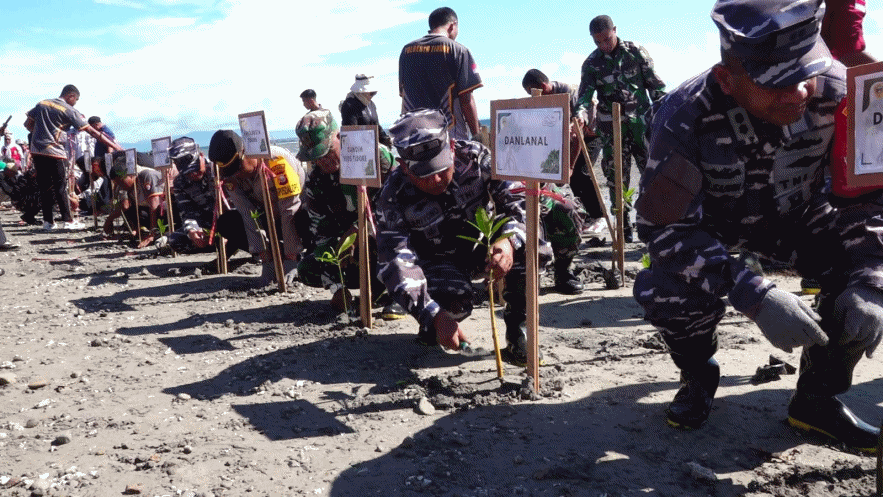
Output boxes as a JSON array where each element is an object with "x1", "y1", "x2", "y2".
[{"x1": 634, "y1": 0, "x2": 883, "y2": 452}]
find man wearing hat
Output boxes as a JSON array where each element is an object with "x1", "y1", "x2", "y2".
[
  {"x1": 633, "y1": 0, "x2": 883, "y2": 452},
  {"x1": 207, "y1": 129, "x2": 305, "y2": 287},
  {"x1": 376, "y1": 108, "x2": 532, "y2": 364},
  {"x1": 103, "y1": 151, "x2": 170, "y2": 248},
  {"x1": 158, "y1": 137, "x2": 217, "y2": 254},
  {"x1": 295, "y1": 109, "x2": 405, "y2": 318},
  {"x1": 340, "y1": 74, "x2": 392, "y2": 148}
]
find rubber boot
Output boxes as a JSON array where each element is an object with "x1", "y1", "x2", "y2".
[
  {"x1": 554, "y1": 256, "x2": 584, "y2": 295},
  {"x1": 787, "y1": 343, "x2": 879, "y2": 453},
  {"x1": 664, "y1": 333, "x2": 720, "y2": 429}
]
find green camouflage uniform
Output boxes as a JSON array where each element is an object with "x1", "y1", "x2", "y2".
[{"x1": 577, "y1": 38, "x2": 665, "y2": 222}]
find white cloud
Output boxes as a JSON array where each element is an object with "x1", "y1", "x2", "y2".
[{"x1": 94, "y1": 0, "x2": 147, "y2": 9}]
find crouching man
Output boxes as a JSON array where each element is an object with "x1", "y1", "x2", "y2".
[
  {"x1": 376, "y1": 109, "x2": 533, "y2": 365},
  {"x1": 634, "y1": 0, "x2": 883, "y2": 452}
]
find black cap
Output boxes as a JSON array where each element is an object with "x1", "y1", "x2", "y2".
[{"x1": 208, "y1": 130, "x2": 243, "y2": 177}]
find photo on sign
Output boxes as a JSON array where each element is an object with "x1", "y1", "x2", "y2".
[
  {"x1": 855, "y1": 72, "x2": 883, "y2": 175},
  {"x1": 238, "y1": 111, "x2": 271, "y2": 159},
  {"x1": 104, "y1": 153, "x2": 113, "y2": 177},
  {"x1": 125, "y1": 149, "x2": 137, "y2": 175},
  {"x1": 494, "y1": 107, "x2": 564, "y2": 181},
  {"x1": 151, "y1": 137, "x2": 171, "y2": 167}
]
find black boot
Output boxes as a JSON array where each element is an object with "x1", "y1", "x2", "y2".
[
  {"x1": 623, "y1": 223, "x2": 634, "y2": 243},
  {"x1": 500, "y1": 322, "x2": 545, "y2": 367},
  {"x1": 787, "y1": 343, "x2": 879, "y2": 453},
  {"x1": 554, "y1": 257, "x2": 584, "y2": 295},
  {"x1": 666, "y1": 356, "x2": 720, "y2": 429},
  {"x1": 662, "y1": 333, "x2": 720, "y2": 429}
]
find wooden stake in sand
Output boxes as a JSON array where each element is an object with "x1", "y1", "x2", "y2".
[
  {"x1": 491, "y1": 90, "x2": 571, "y2": 390},
  {"x1": 151, "y1": 137, "x2": 176, "y2": 255},
  {"x1": 612, "y1": 102, "x2": 625, "y2": 285},
  {"x1": 213, "y1": 160, "x2": 228, "y2": 275},
  {"x1": 339, "y1": 125, "x2": 382, "y2": 328},
  {"x1": 124, "y1": 148, "x2": 142, "y2": 245}
]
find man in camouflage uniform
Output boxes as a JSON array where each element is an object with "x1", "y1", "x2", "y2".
[
  {"x1": 634, "y1": 0, "x2": 883, "y2": 452},
  {"x1": 208, "y1": 129, "x2": 305, "y2": 287},
  {"x1": 158, "y1": 137, "x2": 217, "y2": 254},
  {"x1": 103, "y1": 152, "x2": 169, "y2": 248},
  {"x1": 577, "y1": 15, "x2": 666, "y2": 242},
  {"x1": 376, "y1": 109, "x2": 533, "y2": 365},
  {"x1": 296, "y1": 109, "x2": 405, "y2": 318}
]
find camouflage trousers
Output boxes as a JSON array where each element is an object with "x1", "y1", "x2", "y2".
[
  {"x1": 540, "y1": 184, "x2": 585, "y2": 261},
  {"x1": 419, "y1": 249, "x2": 528, "y2": 331},
  {"x1": 633, "y1": 196, "x2": 883, "y2": 360},
  {"x1": 597, "y1": 118, "x2": 648, "y2": 218}
]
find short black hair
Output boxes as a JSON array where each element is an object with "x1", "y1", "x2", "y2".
[
  {"x1": 300, "y1": 89, "x2": 316, "y2": 99},
  {"x1": 522, "y1": 69, "x2": 549, "y2": 91},
  {"x1": 60, "y1": 84, "x2": 80, "y2": 97},
  {"x1": 589, "y1": 15, "x2": 614, "y2": 35},
  {"x1": 429, "y1": 7, "x2": 457, "y2": 30},
  {"x1": 88, "y1": 116, "x2": 101, "y2": 126}
]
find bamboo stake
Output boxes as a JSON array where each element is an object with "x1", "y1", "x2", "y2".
[
  {"x1": 612, "y1": 103, "x2": 625, "y2": 284},
  {"x1": 357, "y1": 187, "x2": 372, "y2": 328},
  {"x1": 214, "y1": 161, "x2": 228, "y2": 275},
  {"x1": 573, "y1": 118, "x2": 614, "y2": 235},
  {"x1": 260, "y1": 162, "x2": 286, "y2": 292}
]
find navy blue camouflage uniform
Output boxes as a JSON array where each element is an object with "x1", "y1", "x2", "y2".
[
  {"x1": 169, "y1": 155, "x2": 216, "y2": 253},
  {"x1": 634, "y1": 62, "x2": 883, "y2": 395},
  {"x1": 376, "y1": 140, "x2": 529, "y2": 338}
]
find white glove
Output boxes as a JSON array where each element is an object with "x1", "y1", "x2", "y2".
[
  {"x1": 754, "y1": 288, "x2": 829, "y2": 353},
  {"x1": 282, "y1": 259, "x2": 299, "y2": 288},
  {"x1": 834, "y1": 286, "x2": 883, "y2": 358}
]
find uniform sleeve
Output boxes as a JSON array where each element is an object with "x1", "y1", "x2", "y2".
[
  {"x1": 173, "y1": 176, "x2": 201, "y2": 232},
  {"x1": 67, "y1": 106, "x2": 88, "y2": 131},
  {"x1": 577, "y1": 57, "x2": 597, "y2": 117},
  {"x1": 637, "y1": 45, "x2": 667, "y2": 102},
  {"x1": 270, "y1": 147, "x2": 303, "y2": 259},
  {"x1": 636, "y1": 116, "x2": 773, "y2": 318},
  {"x1": 375, "y1": 182, "x2": 441, "y2": 329},
  {"x1": 455, "y1": 45, "x2": 483, "y2": 95}
]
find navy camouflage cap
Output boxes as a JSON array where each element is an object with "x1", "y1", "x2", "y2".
[
  {"x1": 169, "y1": 136, "x2": 201, "y2": 175},
  {"x1": 389, "y1": 109, "x2": 452, "y2": 178},
  {"x1": 296, "y1": 109, "x2": 339, "y2": 162},
  {"x1": 711, "y1": 0, "x2": 832, "y2": 88}
]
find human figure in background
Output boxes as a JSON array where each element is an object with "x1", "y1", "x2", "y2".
[
  {"x1": 577, "y1": 15, "x2": 666, "y2": 242},
  {"x1": 340, "y1": 74, "x2": 393, "y2": 148},
  {"x1": 634, "y1": 0, "x2": 883, "y2": 453},
  {"x1": 300, "y1": 89, "x2": 321, "y2": 112},
  {"x1": 88, "y1": 116, "x2": 116, "y2": 160},
  {"x1": 399, "y1": 7, "x2": 482, "y2": 141},
  {"x1": 822, "y1": 0, "x2": 877, "y2": 67},
  {"x1": 24, "y1": 84, "x2": 119, "y2": 231}
]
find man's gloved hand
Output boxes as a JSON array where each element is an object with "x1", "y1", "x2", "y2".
[
  {"x1": 834, "y1": 286, "x2": 883, "y2": 358},
  {"x1": 282, "y1": 259, "x2": 299, "y2": 288},
  {"x1": 754, "y1": 288, "x2": 829, "y2": 353}
]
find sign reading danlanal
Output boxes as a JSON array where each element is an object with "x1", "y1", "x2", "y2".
[{"x1": 490, "y1": 94, "x2": 570, "y2": 183}]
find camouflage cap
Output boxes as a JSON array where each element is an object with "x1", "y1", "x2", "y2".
[
  {"x1": 388, "y1": 109, "x2": 452, "y2": 178},
  {"x1": 296, "y1": 109, "x2": 339, "y2": 162},
  {"x1": 711, "y1": 0, "x2": 832, "y2": 88},
  {"x1": 208, "y1": 130, "x2": 243, "y2": 177},
  {"x1": 170, "y1": 136, "x2": 201, "y2": 175}
]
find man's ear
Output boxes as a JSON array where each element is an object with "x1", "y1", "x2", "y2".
[{"x1": 712, "y1": 63, "x2": 735, "y2": 95}]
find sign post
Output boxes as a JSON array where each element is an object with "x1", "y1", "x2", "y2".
[
  {"x1": 340, "y1": 125, "x2": 382, "y2": 328},
  {"x1": 238, "y1": 111, "x2": 285, "y2": 292},
  {"x1": 491, "y1": 91, "x2": 570, "y2": 390},
  {"x1": 214, "y1": 161, "x2": 228, "y2": 275},
  {"x1": 84, "y1": 149, "x2": 97, "y2": 230},
  {"x1": 612, "y1": 103, "x2": 625, "y2": 285},
  {"x1": 151, "y1": 137, "x2": 176, "y2": 244},
  {"x1": 842, "y1": 62, "x2": 883, "y2": 196},
  {"x1": 125, "y1": 149, "x2": 142, "y2": 245}
]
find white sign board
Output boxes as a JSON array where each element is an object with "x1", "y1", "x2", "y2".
[
  {"x1": 238, "y1": 111, "x2": 271, "y2": 159},
  {"x1": 490, "y1": 94, "x2": 570, "y2": 183},
  {"x1": 151, "y1": 137, "x2": 171, "y2": 168},
  {"x1": 339, "y1": 125, "x2": 381, "y2": 188}
]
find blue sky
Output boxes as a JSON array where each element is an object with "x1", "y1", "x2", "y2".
[{"x1": 2, "y1": 0, "x2": 881, "y2": 144}]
